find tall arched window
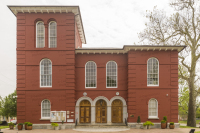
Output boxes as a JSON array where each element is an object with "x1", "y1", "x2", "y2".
[
  {"x1": 106, "y1": 61, "x2": 117, "y2": 88},
  {"x1": 148, "y1": 98, "x2": 158, "y2": 118},
  {"x1": 36, "y1": 21, "x2": 45, "y2": 48},
  {"x1": 85, "y1": 61, "x2": 96, "y2": 88},
  {"x1": 41, "y1": 99, "x2": 51, "y2": 118},
  {"x1": 147, "y1": 58, "x2": 159, "y2": 86},
  {"x1": 40, "y1": 59, "x2": 52, "y2": 87},
  {"x1": 49, "y1": 21, "x2": 57, "y2": 48}
]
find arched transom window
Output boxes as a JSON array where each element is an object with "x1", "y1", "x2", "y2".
[
  {"x1": 148, "y1": 99, "x2": 158, "y2": 118},
  {"x1": 41, "y1": 99, "x2": 51, "y2": 118},
  {"x1": 147, "y1": 58, "x2": 159, "y2": 86},
  {"x1": 36, "y1": 21, "x2": 45, "y2": 48},
  {"x1": 85, "y1": 61, "x2": 96, "y2": 88},
  {"x1": 49, "y1": 21, "x2": 57, "y2": 48},
  {"x1": 40, "y1": 59, "x2": 52, "y2": 87},
  {"x1": 106, "y1": 61, "x2": 117, "y2": 88}
]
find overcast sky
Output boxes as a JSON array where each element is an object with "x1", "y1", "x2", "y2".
[{"x1": 0, "y1": 0, "x2": 172, "y2": 97}]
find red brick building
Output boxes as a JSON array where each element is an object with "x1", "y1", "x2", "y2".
[{"x1": 8, "y1": 5, "x2": 185, "y2": 128}]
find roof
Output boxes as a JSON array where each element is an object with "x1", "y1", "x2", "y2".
[
  {"x1": 75, "y1": 45, "x2": 186, "y2": 54},
  {"x1": 7, "y1": 5, "x2": 86, "y2": 44}
]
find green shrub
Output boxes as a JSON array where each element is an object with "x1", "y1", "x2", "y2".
[
  {"x1": 161, "y1": 120, "x2": 166, "y2": 123},
  {"x1": 143, "y1": 121, "x2": 154, "y2": 126},
  {"x1": 8, "y1": 122, "x2": 14, "y2": 126},
  {"x1": 27, "y1": 123, "x2": 32, "y2": 126},
  {"x1": 51, "y1": 123, "x2": 55, "y2": 126},
  {"x1": 137, "y1": 116, "x2": 141, "y2": 123},
  {"x1": 0, "y1": 121, "x2": 2, "y2": 124},
  {"x1": 62, "y1": 120, "x2": 64, "y2": 124},
  {"x1": 51, "y1": 122, "x2": 58, "y2": 127},
  {"x1": 24, "y1": 122, "x2": 30, "y2": 125},
  {"x1": 54, "y1": 123, "x2": 59, "y2": 127},
  {"x1": 170, "y1": 122, "x2": 174, "y2": 125},
  {"x1": 18, "y1": 123, "x2": 23, "y2": 125},
  {"x1": 163, "y1": 116, "x2": 167, "y2": 121}
]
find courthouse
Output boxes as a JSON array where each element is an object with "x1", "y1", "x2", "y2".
[{"x1": 8, "y1": 5, "x2": 185, "y2": 128}]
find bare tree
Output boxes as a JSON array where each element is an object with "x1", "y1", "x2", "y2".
[{"x1": 139, "y1": 0, "x2": 200, "y2": 127}]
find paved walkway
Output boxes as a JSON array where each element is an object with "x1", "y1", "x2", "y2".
[{"x1": 2, "y1": 128, "x2": 200, "y2": 133}]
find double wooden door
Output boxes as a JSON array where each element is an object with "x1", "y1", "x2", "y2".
[
  {"x1": 112, "y1": 99, "x2": 123, "y2": 123},
  {"x1": 80, "y1": 100, "x2": 91, "y2": 123},
  {"x1": 96, "y1": 100, "x2": 107, "y2": 123}
]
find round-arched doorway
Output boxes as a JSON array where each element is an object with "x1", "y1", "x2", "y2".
[
  {"x1": 112, "y1": 99, "x2": 123, "y2": 123},
  {"x1": 80, "y1": 100, "x2": 91, "y2": 123},
  {"x1": 96, "y1": 99, "x2": 107, "y2": 123}
]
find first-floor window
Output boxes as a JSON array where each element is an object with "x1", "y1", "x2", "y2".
[
  {"x1": 148, "y1": 98, "x2": 158, "y2": 118},
  {"x1": 41, "y1": 99, "x2": 51, "y2": 118}
]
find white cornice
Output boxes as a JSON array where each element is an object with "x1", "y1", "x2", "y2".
[
  {"x1": 75, "y1": 45, "x2": 186, "y2": 54},
  {"x1": 8, "y1": 5, "x2": 86, "y2": 44}
]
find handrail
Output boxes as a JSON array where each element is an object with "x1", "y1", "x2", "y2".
[
  {"x1": 75, "y1": 118, "x2": 78, "y2": 126},
  {"x1": 125, "y1": 118, "x2": 127, "y2": 126}
]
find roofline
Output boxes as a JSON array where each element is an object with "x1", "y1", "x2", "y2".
[
  {"x1": 7, "y1": 5, "x2": 86, "y2": 44},
  {"x1": 75, "y1": 45, "x2": 187, "y2": 54}
]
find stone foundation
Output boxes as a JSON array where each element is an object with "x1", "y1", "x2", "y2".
[
  {"x1": 32, "y1": 124, "x2": 75, "y2": 129},
  {"x1": 128, "y1": 123, "x2": 180, "y2": 129}
]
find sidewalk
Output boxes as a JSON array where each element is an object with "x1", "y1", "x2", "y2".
[
  {"x1": 180, "y1": 123, "x2": 200, "y2": 128},
  {"x1": 2, "y1": 128, "x2": 200, "y2": 133}
]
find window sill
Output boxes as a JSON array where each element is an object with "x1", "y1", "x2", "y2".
[
  {"x1": 147, "y1": 85, "x2": 159, "y2": 87},
  {"x1": 40, "y1": 118, "x2": 50, "y2": 120},
  {"x1": 148, "y1": 117, "x2": 159, "y2": 119},
  {"x1": 40, "y1": 86, "x2": 52, "y2": 88}
]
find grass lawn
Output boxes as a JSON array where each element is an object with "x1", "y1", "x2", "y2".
[
  {"x1": 195, "y1": 132, "x2": 200, "y2": 133},
  {"x1": 180, "y1": 126, "x2": 198, "y2": 128},
  {"x1": 179, "y1": 120, "x2": 200, "y2": 124},
  {"x1": 0, "y1": 126, "x2": 9, "y2": 129}
]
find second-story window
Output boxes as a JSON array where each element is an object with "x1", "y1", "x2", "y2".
[
  {"x1": 85, "y1": 61, "x2": 96, "y2": 88},
  {"x1": 40, "y1": 59, "x2": 52, "y2": 87},
  {"x1": 147, "y1": 58, "x2": 159, "y2": 86},
  {"x1": 49, "y1": 21, "x2": 57, "y2": 48},
  {"x1": 106, "y1": 61, "x2": 117, "y2": 88},
  {"x1": 36, "y1": 21, "x2": 45, "y2": 48}
]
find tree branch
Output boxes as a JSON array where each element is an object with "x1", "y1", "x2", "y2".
[
  {"x1": 178, "y1": 66, "x2": 189, "y2": 81},
  {"x1": 179, "y1": 55, "x2": 191, "y2": 72}
]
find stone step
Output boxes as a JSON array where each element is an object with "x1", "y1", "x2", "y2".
[{"x1": 75, "y1": 125, "x2": 128, "y2": 129}]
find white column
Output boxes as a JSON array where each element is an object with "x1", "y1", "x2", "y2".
[
  {"x1": 107, "y1": 105, "x2": 112, "y2": 124},
  {"x1": 75, "y1": 106, "x2": 79, "y2": 123},
  {"x1": 91, "y1": 106, "x2": 95, "y2": 124},
  {"x1": 123, "y1": 105, "x2": 128, "y2": 123}
]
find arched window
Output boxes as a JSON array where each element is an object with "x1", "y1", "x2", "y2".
[
  {"x1": 36, "y1": 21, "x2": 45, "y2": 48},
  {"x1": 49, "y1": 21, "x2": 57, "y2": 48},
  {"x1": 147, "y1": 58, "x2": 159, "y2": 86},
  {"x1": 41, "y1": 99, "x2": 51, "y2": 118},
  {"x1": 148, "y1": 98, "x2": 158, "y2": 118},
  {"x1": 85, "y1": 61, "x2": 96, "y2": 88},
  {"x1": 40, "y1": 59, "x2": 52, "y2": 87},
  {"x1": 106, "y1": 61, "x2": 117, "y2": 88}
]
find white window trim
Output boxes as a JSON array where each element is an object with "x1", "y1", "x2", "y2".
[
  {"x1": 106, "y1": 61, "x2": 118, "y2": 88},
  {"x1": 40, "y1": 58, "x2": 52, "y2": 88},
  {"x1": 48, "y1": 21, "x2": 57, "y2": 48},
  {"x1": 148, "y1": 98, "x2": 158, "y2": 119},
  {"x1": 41, "y1": 99, "x2": 51, "y2": 119},
  {"x1": 147, "y1": 57, "x2": 159, "y2": 86},
  {"x1": 85, "y1": 61, "x2": 97, "y2": 88},
  {"x1": 36, "y1": 21, "x2": 45, "y2": 48}
]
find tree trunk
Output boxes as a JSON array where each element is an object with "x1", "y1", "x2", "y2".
[
  {"x1": 187, "y1": 81, "x2": 196, "y2": 127},
  {"x1": 187, "y1": 49, "x2": 196, "y2": 127}
]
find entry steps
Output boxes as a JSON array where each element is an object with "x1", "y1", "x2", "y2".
[{"x1": 75, "y1": 123, "x2": 128, "y2": 129}]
